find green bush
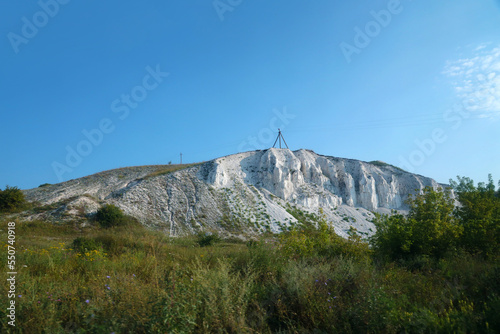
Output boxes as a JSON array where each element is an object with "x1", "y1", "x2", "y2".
[
  {"x1": 197, "y1": 232, "x2": 220, "y2": 247},
  {"x1": 95, "y1": 204, "x2": 129, "y2": 228},
  {"x1": 0, "y1": 185, "x2": 26, "y2": 212}
]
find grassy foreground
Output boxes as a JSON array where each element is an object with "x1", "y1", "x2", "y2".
[{"x1": 0, "y1": 218, "x2": 499, "y2": 333}]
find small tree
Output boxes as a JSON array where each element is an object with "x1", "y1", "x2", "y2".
[
  {"x1": 406, "y1": 186, "x2": 459, "y2": 258},
  {"x1": 0, "y1": 185, "x2": 26, "y2": 212},
  {"x1": 450, "y1": 175, "x2": 500, "y2": 256},
  {"x1": 371, "y1": 186, "x2": 460, "y2": 260}
]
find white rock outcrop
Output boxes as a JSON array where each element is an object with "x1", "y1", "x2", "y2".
[{"x1": 24, "y1": 149, "x2": 447, "y2": 238}]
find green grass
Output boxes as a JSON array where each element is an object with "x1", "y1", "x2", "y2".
[
  {"x1": 139, "y1": 163, "x2": 201, "y2": 181},
  {"x1": 0, "y1": 217, "x2": 498, "y2": 333},
  {"x1": 369, "y1": 160, "x2": 406, "y2": 172}
]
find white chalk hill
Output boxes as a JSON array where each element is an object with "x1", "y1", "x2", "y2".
[{"x1": 25, "y1": 149, "x2": 445, "y2": 238}]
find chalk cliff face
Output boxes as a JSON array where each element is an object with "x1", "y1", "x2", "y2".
[{"x1": 23, "y1": 149, "x2": 446, "y2": 238}]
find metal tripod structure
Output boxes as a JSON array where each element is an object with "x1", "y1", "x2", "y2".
[{"x1": 272, "y1": 128, "x2": 289, "y2": 149}]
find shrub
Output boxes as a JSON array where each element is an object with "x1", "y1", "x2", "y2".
[
  {"x1": 95, "y1": 204, "x2": 131, "y2": 228},
  {"x1": 370, "y1": 213, "x2": 413, "y2": 261},
  {"x1": 0, "y1": 185, "x2": 26, "y2": 212},
  {"x1": 197, "y1": 232, "x2": 220, "y2": 247},
  {"x1": 96, "y1": 204, "x2": 122, "y2": 227}
]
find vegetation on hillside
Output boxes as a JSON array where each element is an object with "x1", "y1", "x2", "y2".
[
  {"x1": 140, "y1": 163, "x2": 201, "y2": 181},
  {"x1": 0, "y1": 175, "x2": 498, "y2": 333},
  {"x1": 368, "y1": 160, "x2": 405, "y2": 172},
  {"x1": 95, "y1": 204, "x2": 138, "y2": 229},
  {"x1": 0, "y1": 186, "x2": 27, "y2": 213}
]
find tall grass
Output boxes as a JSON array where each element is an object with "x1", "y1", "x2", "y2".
[{"x1": 0, "y1": 218, "x2": 498, "y2": 333}]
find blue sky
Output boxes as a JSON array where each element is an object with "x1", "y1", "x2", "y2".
[{"x1": 1, "y1": 0, "x2": 500, "y2": 190}]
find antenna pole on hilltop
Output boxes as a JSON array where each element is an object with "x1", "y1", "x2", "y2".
[
  {"x1": 180, "y1": 153, "x2": 182, "y2": 164},
  {"x1": 272, "y1": 129, "x2": 289, "y2": 149}
]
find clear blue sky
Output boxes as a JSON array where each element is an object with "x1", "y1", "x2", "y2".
[{"x1": 1, "y1": 0, "x2": 500, "y2": 190}]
